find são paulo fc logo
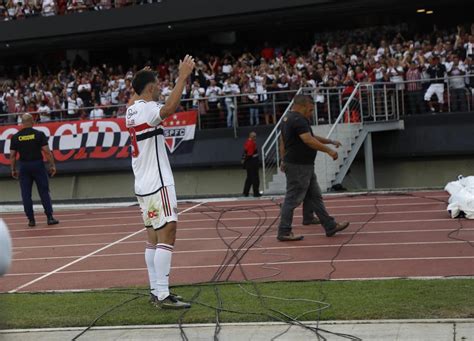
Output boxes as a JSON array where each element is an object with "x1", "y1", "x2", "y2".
[{"x1": 162, "y1": 111, "x2": 197, "y2": 154}]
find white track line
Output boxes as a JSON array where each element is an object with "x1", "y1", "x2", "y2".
[
  {"x1": 5, "y1": 256, "x2": 474, "y2": 278},
  {"x1": 11, "y1": 240, "x2": 474, "y2": 262},
  {"x1": 5, "y1": 207, "x2": 453, "y2": 233},
  {"x1": 7, "y1": 202, "x2": 205, "y2": 293},
  {"x1": 4, "y1": 209, "x2": 457, "y2": 228},
  {"x1": 0, "y1": 201, "x2": 449, "y2": 223},
  {"x1": 0, "y1": 194, "x2": 448, "y2": 218},
  {"x1": 6, "y1": 205, "x2": 461, "y2": 235},
  {"x1": 11, "y1": 228, "x2": 474, "y2": 250},
  {"x1": 10, "y1": 216, "x2": 472, "y2": 241}
]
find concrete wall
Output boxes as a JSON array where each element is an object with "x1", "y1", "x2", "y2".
[
  {"x1": 342, "y1": 156, "x2": 474, "y2": 190},
  {"x1": 1, "y1": 156, "x2": 473, "y2": 203},
  {"x1": 0, "y1": 167, "x2": 258, "y2": 202}
]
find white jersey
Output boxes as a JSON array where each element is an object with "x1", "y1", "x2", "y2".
[{"x1": 126, "y1": 100, "x2": 174, "y2": 196}]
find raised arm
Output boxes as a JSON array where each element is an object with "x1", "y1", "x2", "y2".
[{"x1": 160, "y1": 55, "x2": 195, "y2": 119}]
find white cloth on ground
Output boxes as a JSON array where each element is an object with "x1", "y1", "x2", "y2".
[{"x1": 444, "y1": 175, "x2": 474, "y2": 219}]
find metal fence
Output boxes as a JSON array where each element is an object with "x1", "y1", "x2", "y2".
[
  {"x1": 0, "y1": 90, "x2": 298, "y2": 137},
  {"x1": 1, "y1": 75, "x2": 473, "y2": 131}
]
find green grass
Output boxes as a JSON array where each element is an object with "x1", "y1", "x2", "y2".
[{"x1": 1, "y1": 279, "x2": 473, "y2": 329}]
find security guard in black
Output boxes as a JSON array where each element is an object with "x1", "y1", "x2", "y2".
[
  {"x1": 10, "y1": 114, "x2": 59, "y2": 227},
  {"x1": 281, "y1": 111, "x2": 317, "y2": 164},
  {"x1": 11, "y1": 128, "x2": 48, "y2": 161}
]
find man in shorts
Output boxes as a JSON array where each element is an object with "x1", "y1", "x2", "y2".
[{"x1": 126, "y1": 56, "x2": 195, "y2": 309}]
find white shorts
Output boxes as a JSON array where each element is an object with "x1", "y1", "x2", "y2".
[
  {"x1": 137, "y1": 186, "x2": 178, "y2": 230},
  {"x1": 424, "y1": 84, "x2": 445, "y2": 103}
]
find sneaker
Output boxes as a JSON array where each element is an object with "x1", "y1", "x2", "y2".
[
  {"x1": 326, "y1": 222, "x2": 350, "y2": 237},
  {"x1": 149, "y1": 292, "x2": 182, "y2": 304},
  {"x1": 277, "y1": 232, "x2": 304, "y2": 241},
  {"x1": 47, "y1": 217, "x2": 59, "y2": 225},
  {"x1": 28, "y1": 219, "x2": 36, "y2": 227},
  {"x1": 254, "y1": 193, "x2": 262, "y2": 197},
  {"x1": 155, "y1": 294, "x2": 191, "y2": 309},
  {"x1": 302, "y1": 217, "x2": 321, "y2": 225}
]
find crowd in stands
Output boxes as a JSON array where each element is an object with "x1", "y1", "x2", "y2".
[
  {"x1": 0, "y1": 23, "x2": 473, "y2": 127},
  {"x1": 0, "y1": 0, "x2": 160, "y2": 20}
]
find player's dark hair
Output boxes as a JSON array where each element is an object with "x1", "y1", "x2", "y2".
[{"x1": 132, "y1": 70, "x2": 156, "y2": 95}]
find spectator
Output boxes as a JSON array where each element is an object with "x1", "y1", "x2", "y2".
[
  {"x1": 68, "y1": 0, "x2": 88, "y2": 13},
  {"x1": 424, "y1": 56, "x2": 447, "y2": 113},
  {"x1": 42, "y1": 0, "x2": 55, "y2": 16},
  {"x1": 65, "y1": 92, "x2": 83, "y2": 119},
  {"x1": 205, "y1": 79, "x2": 222, "y2": 128},
  {"x1": 248, "y1": 86, "x2": 259, "y2": 126},
  {"x1": 405, "y1": 61, "x2": 424, "y2": 115},
  {"x1": 261, "y1": 42, "x2": 275, "y2": 61},
  {"x1": 222, "y1": 58, "x2": 233, "y2": 76},
  {"x1": 447, "y1": 55, "x2": 468, "y2": 112},
  {"x1": 89, "y1": 103, "x2": 105, "y2": 119},
  {"x1": 0, "y1": 90, "x2": 6, "y2": 123},
  {"x1": 223, "y1": 76, "x2": 240, "y2": 128},
  {"x1": 37, "y1": 100, "x2": 51, "y2": 122},
  {"x1": 77, "y1": 77, "x2": 92, "y2": 107}
]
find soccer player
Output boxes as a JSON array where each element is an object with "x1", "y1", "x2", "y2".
[{"x1": 126, "y1": 56, "x2": 195, "y2": 309}]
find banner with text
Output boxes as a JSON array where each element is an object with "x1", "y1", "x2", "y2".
[{"x1": 0, "y1": 111, "x2": 197, "y2": 176}]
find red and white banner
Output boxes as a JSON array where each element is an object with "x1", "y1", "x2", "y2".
[{"x1": 0, "y1": 111, "x2": 197, "y2": 167}]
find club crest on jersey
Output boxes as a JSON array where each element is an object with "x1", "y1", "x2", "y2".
[
  {"x1": 164, "y1": 127, "x2": 186, "y2": 154},
  {"x1": 162, "y1": 112, "x2": 197, "y2": 154}
]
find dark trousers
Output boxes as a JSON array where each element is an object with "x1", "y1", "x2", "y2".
[
  {"x1": 243, "y1": 158, "x2": 260, "y2": 196},
  {"x1": 450, "y1": 88, "x2": 467, "y2": 112},
  {"x1": 279, "y1": 162, "x2": 336, "y2": 235},
  {"x1": 207, "y1": 101, "x2": 218, "y2": 128},
  {"x1": 19, "y1": 160, "x2": 53, "y2": 220},
  {"x1": 407, "y1": 91, "x2": 425, "y2": 115}
]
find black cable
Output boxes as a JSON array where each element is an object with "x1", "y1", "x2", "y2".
[
  {"x1": 71, "y1": 294, "x2": 142, "y2": 340},
  {"x1": 178, "y1": 201, "x2": 362, "y2": 341},
  {"x1": 72, "y1": 189, "x2": 472, "y2": 341},
  {"x1": 71, "y1": 194, "x2": 377, "y2": 341}
]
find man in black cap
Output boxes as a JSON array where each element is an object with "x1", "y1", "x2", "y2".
[
  {"x1": 10, "y1": 114, "x2": 59, "y2": 227},
  {"x1": 277, "y1": 94, "x2": 349, "y2": 241}
]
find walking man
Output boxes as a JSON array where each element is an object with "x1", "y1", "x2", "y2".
[
  {"x1": 126, "y1": 56, "x2": 195, "y2": 309},
  {"x1": 10, "y1": 114, "x2": 59, "y2": 227},
  {"x1": 277, "y1": 95, "x2": 349, "y2": 241}
]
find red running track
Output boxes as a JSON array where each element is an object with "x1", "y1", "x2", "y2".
[{"x1": 1, "y1": 191, "x2": 473, "y2": 293}]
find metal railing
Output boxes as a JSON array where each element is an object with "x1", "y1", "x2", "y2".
[
  {"x1": 1, "y1": 75, "x2": 472, "y2": 130},
  {"x1": 261, "y1": 80, "x2": 410, "y2": 192},
  {"x1": 0, "y1": 90, "x2": 298, "y2": 136}
]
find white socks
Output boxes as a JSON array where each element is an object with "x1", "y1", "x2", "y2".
[
  {"x1": 152, "y1": 243, "x2": 174, "y2": 300},
  {"x1": 145, "y1": 243, "x2": 157, "y2": 290}
]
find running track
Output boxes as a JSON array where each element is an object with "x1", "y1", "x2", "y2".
[{"x1": 1, "y1": 191, "x2": 473, "y2": 293}]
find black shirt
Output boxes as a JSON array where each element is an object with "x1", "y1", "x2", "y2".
[
  {"x1": 10, "y1": 127, "x2": 48, "y2": 162},
  {"x1": 426, "y1": 63, "x2": 446, "y2": 84},
  {"x1": 281, "y1": 111, "x2": 316, "y2": 165}
]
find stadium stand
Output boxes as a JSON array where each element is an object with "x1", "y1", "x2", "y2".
[{"x1": 0, "y1": 23, "x2": 473, "y2": 127}]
